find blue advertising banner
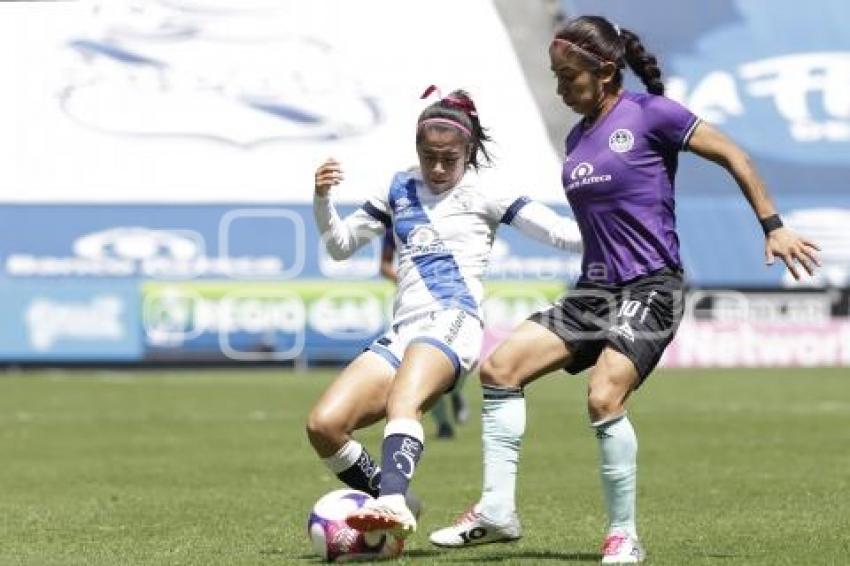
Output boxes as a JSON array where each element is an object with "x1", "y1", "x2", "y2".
[
  {"x1": 0, "y1": 204, "x2": 581, "y2": 363},
  {"x1": 2, "y1": 200, "x2": 847, "y2": 292},
  {"x1": 0, "y1": 204, "x2": 581, "y2": 283},
  {"x1": 0, "y1": 200, "x2": 846, "y2": 364},
  {"x1": 677, "y1": 195, "x2": 850, "y2": 288},
  {"x1": 0, "y1": 205, "x2": 305, "y2": 280},
  {"x1": 0, "y1": 280, "x2": 142, "y2": 361}
]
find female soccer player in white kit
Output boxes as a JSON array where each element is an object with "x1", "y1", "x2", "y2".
[{"x1": 307, "y1": 87, "x2": 583, "y2": 540}]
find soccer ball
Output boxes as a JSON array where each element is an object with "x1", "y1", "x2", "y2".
[{"x1": 307, "y1": 489, "x2": 403, "y2": 562}]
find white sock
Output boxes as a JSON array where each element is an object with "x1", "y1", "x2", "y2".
[
  {"x1": 479, "y1": 385, "x2": 525, "y2": 525},
  {"x1": 321, "y1": 439, "x2": 362, "y2": 474},
  {"x1": 593, "y1": 413, "x2": 638, "y2": 538}
]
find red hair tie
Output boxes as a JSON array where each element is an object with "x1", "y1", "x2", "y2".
[
  {"x1": 420, "y1": 85, "x2": 478, "y2": 116},
  {"x1": 420, "y1": 85, "x2": 442, "y2": 100},
  {"x1": 443, "y1": 95, "x2": 477, "y2": 117}
]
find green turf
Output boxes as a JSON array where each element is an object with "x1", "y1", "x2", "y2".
[{"x1": 1, "y1": 368, "x2": 848, "y2": 565}]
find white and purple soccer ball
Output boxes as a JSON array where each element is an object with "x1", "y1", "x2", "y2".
[{"x1": 307, "y1": 489, "x2": 403, "y2": 562}]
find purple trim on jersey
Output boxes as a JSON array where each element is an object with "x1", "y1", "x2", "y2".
[
  {"x1": 388, "y1": 172, "x2": 478, "y2": 315},
  {"x1": 362, "y1": 201, "x2": 391, "y2": 229},
  {"x1": 410, "y1": 336, "x2": 461, "y2": 380},
  {"x1": 500, "y1": 196, "x2": 531, "y2": 225},
  {"x1": 563, "y1": 91, "x2": 697, "y2": 284}
]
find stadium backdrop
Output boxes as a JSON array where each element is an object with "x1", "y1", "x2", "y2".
[{"x1": 0, "y1": 0, "x2": 847, "y2": 366}]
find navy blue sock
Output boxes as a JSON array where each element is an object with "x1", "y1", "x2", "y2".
[
  {"x1": 379, "y1": 419, "x2": 424, "y2": 497},
  {"x1": 337, "y1": 449, "x2": 381, "y2": 498}
]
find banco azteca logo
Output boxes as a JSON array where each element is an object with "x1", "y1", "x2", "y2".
[
  {"x1": 570, "y1": 161, "x2": 594, "y2": 181},
  {"x1": 567, "y1": 160, "x2": 612, "y2": 191}
]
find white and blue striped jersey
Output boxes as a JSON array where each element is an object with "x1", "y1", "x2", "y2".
[{"x1": 315, "y1": 168, "x2": 581, "y2": 325}]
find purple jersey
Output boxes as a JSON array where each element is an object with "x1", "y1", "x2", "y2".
[{"x1": 563, "y1": 90, "x2": 699, "y2": 284}]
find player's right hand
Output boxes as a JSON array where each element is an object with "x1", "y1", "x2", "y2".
[{"x1": 315, "y1": 158, "x2": 344, "y2": 197}]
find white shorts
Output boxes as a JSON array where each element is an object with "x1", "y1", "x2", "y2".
[{"x1": 367, "y1": 309, "x2": 483, "y2": 387}]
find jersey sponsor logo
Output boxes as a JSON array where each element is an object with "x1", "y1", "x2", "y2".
[
  {"x1": 608, "y1": 128, "x2": 635, "y2": 152},
  {"x1": 570, "y1": 161, "x2": 594, "y2": 180},
  {"x1": 406, "y1": 225, "x2": 447, "y2": 256},
  {"x1": 566, "y1": 161, "x2": 612, "y2": 191}
]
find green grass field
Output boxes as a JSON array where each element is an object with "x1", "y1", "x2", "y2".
[{"x1": 1, "y1": 368, "x2": 848, "y2": 565}]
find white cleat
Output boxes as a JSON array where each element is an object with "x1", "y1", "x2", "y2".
[
  {"x1": 600, "y1": 530, "x2": 646, "y2": 564},
  {"x1": 429, "y1": 503, "x2": 522, "y2": 548},
  {"x1": 345, "y1": 495, "x2": 417, "y2": 540}
]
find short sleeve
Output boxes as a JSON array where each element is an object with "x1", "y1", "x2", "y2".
[{"x1": 644, "y1": 95, "x2": 701, "y2": 151}]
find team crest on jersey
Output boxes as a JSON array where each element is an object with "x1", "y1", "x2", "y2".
[
  {"x1": 407, "y1": 225, "x2": 446, "y2": 255},
  {"x1": 608, "y1": 128, "x2": 634, "y2": 153},
  {"x1": 409, "y1": 225, "x2": 437, "y2": 246}
]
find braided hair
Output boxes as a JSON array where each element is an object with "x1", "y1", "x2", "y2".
[{"x1": 554, "y1": 15, "x2": 664, "y2": 95}]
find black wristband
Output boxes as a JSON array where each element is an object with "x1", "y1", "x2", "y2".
[{"x1": 760, "y1": 214, "x2": 783, "y2": 235}]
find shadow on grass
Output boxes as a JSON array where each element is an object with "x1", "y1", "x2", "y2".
[
  {"x1": 263, "y1": 549, "x2": 446, "y2": 562},
  {"x1": 262, "y1": 548, "x2": 601, "y2": 563},
  {"x1": 444, "y1": 550, "x2": 601, "y2": 562},
  {"x1": 406, "y1": 548, "x2": 458, "y2": 558},
  {"x1": 259, "y1": 549, "x2": 321, "y2": 562}
]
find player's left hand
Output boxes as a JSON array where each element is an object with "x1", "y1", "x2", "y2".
[{"x1": 765, "y1": 227, "x2": 821, "y2": 280}]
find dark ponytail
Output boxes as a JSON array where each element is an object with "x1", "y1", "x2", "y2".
[
  {"x1": 417, "y1": 89, "x2": 493, "y2": 170},
  {"x1": 554, "y1": 16, "x2": 665, "y2": 96},
  {"x1": 619, "y1": 27, "x2": 664, "y2": 95}
]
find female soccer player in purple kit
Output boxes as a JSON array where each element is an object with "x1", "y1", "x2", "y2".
[{"x1": 429, "y1": 15, "x2": 821, "y2": 564}]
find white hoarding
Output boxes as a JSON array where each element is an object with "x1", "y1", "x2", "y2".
[{"x1": 0, "y1": 0, "x2": 564, "y2": 204}]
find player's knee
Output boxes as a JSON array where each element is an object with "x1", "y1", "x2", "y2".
[
  {"x1": 305, "y1": 408, "x2": 344, "y2": 448},
  {"x1": 586, "y1": 381, "x2": 622, "y2": 420},
  {"x1": 479, "y1": 356, "x2": 518, "y2": 387}
]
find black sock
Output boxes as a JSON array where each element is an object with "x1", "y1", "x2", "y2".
[{"x1": 337, "y1": 448, "x2": 381, "y2": 498}]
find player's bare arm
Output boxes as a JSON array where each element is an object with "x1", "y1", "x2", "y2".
[{"x1": 687, "y1": 121, "x2": 821, "y2": 279}]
